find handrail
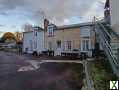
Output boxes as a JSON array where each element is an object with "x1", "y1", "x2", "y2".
[
  {"x1": 95, "y1": 18, "x2": 119, "y2": 67},
  {"x1": 95, "y1": 17, "x2": 113, "y2": 40},
  {"x1": 97, "y1": 26, "x2": 118, "y2": 66}
]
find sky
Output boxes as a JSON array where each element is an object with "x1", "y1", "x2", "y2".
[{"x1": 0, "y1": 0, "x2": 106, "y2": 36}]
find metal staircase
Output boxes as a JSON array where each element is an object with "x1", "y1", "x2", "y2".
[{"x1": 95, "y1": 18, "x2": 119, "y2": 76}]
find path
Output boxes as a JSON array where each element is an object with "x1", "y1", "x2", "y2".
[{"x1": 83, "y1": 61, "x2": 94, "y2": 90}]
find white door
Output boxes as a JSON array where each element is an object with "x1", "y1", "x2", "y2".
[
  {"x1": 81, "y1": 39, "x2": 90, "y2": 51},
  {"x1": 55, "y1": 41, "x2": 62, "y2": 56},
  {"x1": 81, "y1": 38, "x2": 92, "y2": 57}
]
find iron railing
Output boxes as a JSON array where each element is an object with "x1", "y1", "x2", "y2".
[{"x1": 95, "y1": 18, "x2": 119, "y2": 74}]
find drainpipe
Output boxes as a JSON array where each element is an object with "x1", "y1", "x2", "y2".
[{"x1": 93, "y1": 16, "x2": 100, "y2": 57}]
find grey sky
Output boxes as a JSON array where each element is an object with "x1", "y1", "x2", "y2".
[{"x1": 0, "y1": 0, "x2": 106, "y2": 33}]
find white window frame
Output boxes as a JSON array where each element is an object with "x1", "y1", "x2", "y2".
[
  {"x1": 29, "y1": 40, "x2": 33, "y2": 51},
  {"x1": 67, "y1": 41, "x2": 72, "y2": 50},
  {"x1": 81, "y1": 39, "x2": 90, "y2": 51},
  {"x1": 47, "y1": 26, "x2": 54, "y2": 37}
]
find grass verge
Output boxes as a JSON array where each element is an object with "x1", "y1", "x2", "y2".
[
  {"x1": 71, "y1": 64, "x2": 85, "y2": 90},
  {"x1": 90, "y1": 57, "x2": 119, "y2": 90}
]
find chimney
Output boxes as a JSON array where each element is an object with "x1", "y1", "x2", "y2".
[{"x1": 44, "y1": 19, "x2": 49, "y2": 31}]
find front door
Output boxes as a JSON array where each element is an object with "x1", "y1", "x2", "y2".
[{"x1": 55, "y1": 40, "x2": 62, "y2": 56}]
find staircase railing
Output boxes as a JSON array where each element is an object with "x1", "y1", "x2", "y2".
[{"x1": 95, "y1": 18, "x2": 119, "y2": 74}]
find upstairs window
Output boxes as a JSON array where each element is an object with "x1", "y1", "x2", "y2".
[
  {"x1": 48, "y1": 26, "x2": 54, "y2": 37},
  {"x1": 80, "y1": 27, "x2": 91, "y2": 37}
]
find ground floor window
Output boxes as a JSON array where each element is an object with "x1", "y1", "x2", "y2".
[
  {"x1": 62, "y1": 41, "x2": 72, "y2": 51},
  {"x1": 29, "y1": 40, "x2": 33, "y2": 51},
  {"x1": 82, "y1": 39, "x2": 90, "y2": 51},
  {"x1": 67, "y1": 41, "x2": 72, "y2": 50},
  {"x1": 34, "y1": 41, "x2": 37, "y2": 50}
]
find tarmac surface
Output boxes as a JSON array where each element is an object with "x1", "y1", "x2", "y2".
[{"x1": 0, "y1": 52, "x2": 83, "y2": 90}]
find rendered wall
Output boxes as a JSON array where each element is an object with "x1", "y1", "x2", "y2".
[{"x1": 110, "y1": 0, "x2": 119, "y2": 34}]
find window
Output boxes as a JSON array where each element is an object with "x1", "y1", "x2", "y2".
[
  {"x1": 34, "y1": 41, "x2": 37, "y2": 49},
  {"x1": 57, "y1": 40, "x2": 61, "y2": 48},
  {"x1": 86, "y1": 40, "x2": 89, "y2": 50},
  {"x1": 83, "y1": 40, "x2": 85, "y2": 51},
  {"x1": 33, "y1": 30, "x2": 37, "y2": 36},
  {"x1": 67, "y1": 41, "x2": 72, "y2": 50},
  {"x1": 80, "y1": 27, "x2": 90, "y2": 37},
  {"x1": 48, "y1": 26, "x2": 54, "y2": 37},
  {"x1": 82, "y1": 39, "x2": 89, "y2": 51},
  {"x1": 29, "y1": 40, "x2": 33, "y2": 51},
  {"x1": 35, "y1": 32, "x2": 37, "y2": 36}
]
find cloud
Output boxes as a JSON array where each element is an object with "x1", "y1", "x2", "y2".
[
  {"x1": 0, "y1": 0, "x2": 26, "y2": 10},
  {"x1": 81, "y1": 1, "x2": 105, "y2": 22},
  {"x1": 0, "y1": 12, "x2": 8, "y2": 16},
  {"x1": 0, "y1": 0, "x2": 106, "y2": 25},
  {"x1": 0, "y1": 24, "x2": 5, "y2": 27}
]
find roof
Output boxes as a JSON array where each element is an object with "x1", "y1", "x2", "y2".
[
  {"x1": 33, "y1": 26, "x2": 44, "y2": 31},
  {"x1": 55, "y1": 22, "x2": 94, "y2": 30},
  {"x1": 23, "y1": 26, "x2": 44, "y2": 33}
]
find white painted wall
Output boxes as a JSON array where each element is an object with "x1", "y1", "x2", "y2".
[
  {"x1": 23, "y1": 31, "x2": 44, "y2": 54},
  {"x1": 37, "y1": 31, "x2": 44, "y2": 53},
  {"x1": 110, "y1": 0, "x2": 119, "y2": 34},
  {"x1": 23, "y1": 32, "x2": 33, "y2": 54}
]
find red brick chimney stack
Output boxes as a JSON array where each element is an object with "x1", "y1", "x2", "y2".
[{"x1": 44, "y1": 19, "x2": 49, "y2": 31}]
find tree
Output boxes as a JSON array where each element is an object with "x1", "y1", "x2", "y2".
[
  {"x1": 14, "y1": 32, "x2": 23, "y2": 43},
  {"x1": 1, "y1": 32, "x2": 16, "y2": 43}
]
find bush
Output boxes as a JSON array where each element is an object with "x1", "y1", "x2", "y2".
[{"x1": 90, "y1": 57, "x2": 119, "y2": 90}]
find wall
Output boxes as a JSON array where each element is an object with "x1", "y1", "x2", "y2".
[
  {"x1": 23, "y1": 32, "x2": 33, "y2": 53},
  {"x1": 110, "y1": 0, "x2": 119, "y2": 34},
  {"x1": 45, "y1": 27, "x2": 80, "y2": 51},
  {"x1": 37, "y1": 31, "x2": 44, "y2": 53},
  {"x1": 45, "y1": 24, "x2": 95, "y2": 57},
  {"x1": 23, "y1": 31, "x2": 44, "y2": 54}
]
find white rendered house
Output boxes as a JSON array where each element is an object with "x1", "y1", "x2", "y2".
[{"x1": 23, "y1": 26, "x2": 44, "y2": 54}]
